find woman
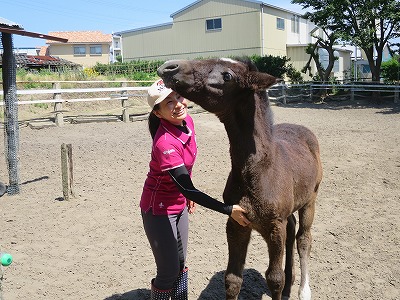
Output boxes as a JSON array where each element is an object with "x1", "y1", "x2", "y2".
[{"x1": 140, "y1": 79, "x2": 250, "y2": 300}]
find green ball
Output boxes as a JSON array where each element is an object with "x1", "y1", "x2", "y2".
[{"x1": 1, "y1": 253, "x2": 12, "y2": 266}]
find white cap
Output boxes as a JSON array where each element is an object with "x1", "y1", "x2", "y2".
[{"x1": 147, "y1": 79, "x2": 173, "y2": 109}]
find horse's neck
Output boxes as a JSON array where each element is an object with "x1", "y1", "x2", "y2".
[{"x1": 222, "y1": 95, "x2": 273, "y2": 170}]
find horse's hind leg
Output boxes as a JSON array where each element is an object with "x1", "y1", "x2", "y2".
[
  {"x1": 282, "y1": 214, "x2": 296, "y2": 299},
  {"x1": 225, "y1": 218, "x2": 252, "y2": 300},
  {"x1": 297, "y1": 202, "x2": 315, "y2": 300}
]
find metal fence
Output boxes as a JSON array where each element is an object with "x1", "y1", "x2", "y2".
[
  {"x1": 1, "y1": 32, "x2": 20, "y2": 195},
  {"x1": 269, "y1": 82, "x2": 400, "y2": 104},
  {"x1": 1, "y1": 80, "x2": 399, "y2": 128}
]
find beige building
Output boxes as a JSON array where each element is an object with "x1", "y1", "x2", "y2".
[
  {"x1": 44, "y1": 31, "x2": 112, "y2": 68},
  {"x1": 114, "y1": 0, "x2": 352, "y2": 81}
]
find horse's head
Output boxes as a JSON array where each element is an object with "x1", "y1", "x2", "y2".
[{"x1": 157, "y1": 58, "x2": 279, "y2": 116}]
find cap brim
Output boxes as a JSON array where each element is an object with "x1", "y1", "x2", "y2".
[{"x1": 153, "y1": 89, "x2": 173, "y2": 107}]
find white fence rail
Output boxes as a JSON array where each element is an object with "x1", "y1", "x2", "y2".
[
  {"x1": 1, "y1": 82, "x2": 149, "y2": 126},
  {"x1": 269, "y1": 83, "x2": 400, "y2": 104}
]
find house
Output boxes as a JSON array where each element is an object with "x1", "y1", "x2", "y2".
[
  {"x1": 345, "y1": 45, "x2": 393, "y2": 81},
  {"x1": 113, "y1": 0, "x2": 352, "y2": 81},
  {"x1": 45, "y1": 31, "x2": 112, "y2": 68}
]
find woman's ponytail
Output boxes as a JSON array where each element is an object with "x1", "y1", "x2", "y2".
[{"x1": 148, "y1": 104, "x2": 161, "y2": 139}]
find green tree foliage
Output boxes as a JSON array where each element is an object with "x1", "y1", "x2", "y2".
[
  {"x1": 251, "y1": 55, "x2": 288, "y2": 77},
  {"x1": 251, "y1": 55, "x2": 303, "y2": 82},
  {"x1": 292, "y1": 0, "x2": 400, "y2": 82},
  {"x1": 381, "y1": 56, "x2": 400, "y2": 82}
]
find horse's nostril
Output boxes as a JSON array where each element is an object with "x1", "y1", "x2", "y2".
[
  {"x1": 158, "y1": 62, "x2": 180, "y2": 77},
  {"x1": 165, "y1": 64, "x2": 179, "y2": 71}
]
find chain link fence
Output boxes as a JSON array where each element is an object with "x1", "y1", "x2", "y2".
[{"x1": 1, "y1": 32, "x2": 20, "y2": 194}]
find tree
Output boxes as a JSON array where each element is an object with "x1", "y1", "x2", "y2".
[
  {"x1": 250, "y1": 55, "x2": 303, "y2": 82},
  {"x1": 301, "y1": 30, "x2": 339, "y2": 82},
  {"x1": 292, "y1": 0, "x2": 400, "y2": 82}
]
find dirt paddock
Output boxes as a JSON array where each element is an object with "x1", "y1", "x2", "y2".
[{"x1": 0, "y1": 101, "x2": 399, "y2": 300}]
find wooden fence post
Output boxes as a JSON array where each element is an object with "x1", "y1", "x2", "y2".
[
  {"x1": 121, "y1": 82, "x2": 130, "y2": 122},
  {"x1": 351, "y1": 84, "x2": 355, "y2": 102},
  {"x1": 61, "y1": 143, "x2": 74, "y2": 200},
  {"x1": 53, "y1": 82, "x2": 64, "y2": 127},
  {"x1": 281, "y1": 84, "x2": 287, "y2": 104}
]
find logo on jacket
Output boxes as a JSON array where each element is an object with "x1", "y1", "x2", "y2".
[{"x1": 163, "y1": 149, "x2": 176, "y2": 155}]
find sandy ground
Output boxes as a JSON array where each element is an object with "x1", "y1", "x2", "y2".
[{"x1": 0, "y1": 101, "x2": 399, "y2": 300}]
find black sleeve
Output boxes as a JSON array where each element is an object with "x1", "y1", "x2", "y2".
[{"x1": 168, "y1": 166, "x2": 233, "y2": 215}]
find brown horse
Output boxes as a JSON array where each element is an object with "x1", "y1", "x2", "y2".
[{"x1": 158, "y1": 58, "x2": 323, "y2": 300}]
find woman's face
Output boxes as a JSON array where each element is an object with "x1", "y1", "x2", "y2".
[{"x1": 154, "y1": 91, "x2": 188, "y2": 125}]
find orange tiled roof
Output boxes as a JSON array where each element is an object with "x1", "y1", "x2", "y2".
[
  {"x1": 39, "y1": 46, "x2": 49, "y2": 56},
  {"x1": 46, "y1": 31, "x2": 112, "y2": 44}
]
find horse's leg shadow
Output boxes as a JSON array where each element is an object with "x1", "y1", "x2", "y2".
[{"x1": 198, "y1": 268, "x2": 270, "y2": 300}]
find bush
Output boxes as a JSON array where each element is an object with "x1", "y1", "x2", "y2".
[
  {"x1": 83, "y1": 67, "x2": 100, "y2": 78},
  {"x1": 250, "y1": 55, "x2": 289, "y2": 78},
  {"x1": 381, "y1": 56, "x2": 400, "y2": 82},
  {"x1": 93, "y1": 60, "x2": 165, "y2": 76},
  {"x1": 250, "y1": 55, "x2": 302, "y2": 82}
]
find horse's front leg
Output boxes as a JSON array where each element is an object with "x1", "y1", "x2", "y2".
[
  {"x1": 260, "y1": 217, "x2": 287, "y2": 300},
  {"x1": 225, "y1": 217, "x2": 252, "y2": 300},
  {"x1": 297, "y1": 202, "x2": 315, "y2": 300}
]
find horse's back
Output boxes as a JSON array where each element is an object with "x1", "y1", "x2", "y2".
[
  {"x1": 272, "y1": 122, "x2": 322, "y2": 198},
  {"x1": 273, "y1": 123, "x2": 320, "y2": 158}
]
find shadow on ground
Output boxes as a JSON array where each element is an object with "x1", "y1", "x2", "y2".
[{"x1": 104, "y1": 268, "x2": 269, "y2": 300}]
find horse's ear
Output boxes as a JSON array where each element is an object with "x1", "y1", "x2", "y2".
[{"x1": 247, "y1": 71, "x2": 281, "y2": 91}]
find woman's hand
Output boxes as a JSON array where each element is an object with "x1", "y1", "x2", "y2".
[
  {"x1": 230, "y1": 205, "x2": 251, "y2": 227},
  {"x1": 187, "y1": 200, "x2": 196, "y2": 214}
]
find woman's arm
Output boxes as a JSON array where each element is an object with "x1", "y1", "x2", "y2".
[
  {"x1": 168, "y1": 166, "x2": 232, "y2": 215},
  {"x1": 168, "y1": 166, "x2": 250, "y2": 226}
]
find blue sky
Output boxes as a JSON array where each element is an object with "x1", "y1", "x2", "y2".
[{"x1": 2, "y1": 0, "x2": 304, "y2": 49}]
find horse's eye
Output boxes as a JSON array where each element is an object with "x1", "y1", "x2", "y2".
[{"x1": 223, "y1": 72, "x2": 233, "y2": 82}]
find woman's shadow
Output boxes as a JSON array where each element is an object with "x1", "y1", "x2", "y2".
[{"x1": 104, "y1": 268, "x2": 270, "y2": 300}]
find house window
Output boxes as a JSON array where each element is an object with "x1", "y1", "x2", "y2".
[
  {"x1": 206, "y1": 18, "x2": 222, "y2": 31},
  {"x1": 291, "y1": 15, "x2": 300, "y2": 33},
  {"x1": 90, "y1": 45, "x2": 102, "y2": 55},
  {"x1": 74, "y1": 46, "x2": 86, "y2": 55},
  {"x1": 277, "y1": 18, "x2": 285, "y2": 30}
]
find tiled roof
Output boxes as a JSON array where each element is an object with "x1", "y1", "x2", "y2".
[
  {"x1": 39, "y1": 46, "x2": 49, "y2": 56},
  {"x1": 46, "y1": 31, "x2": 112, "y2": 44},
  {"x1": 0, "y1": 53, "x2": 80, "y2": 68},
  {"x1": 0, "y1": 17, "x2": 23, "y2": 29}
]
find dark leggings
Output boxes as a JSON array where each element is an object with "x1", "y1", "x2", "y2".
[{"x1": 141, "y1": 208, "x2": 189, "y2": 290}]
